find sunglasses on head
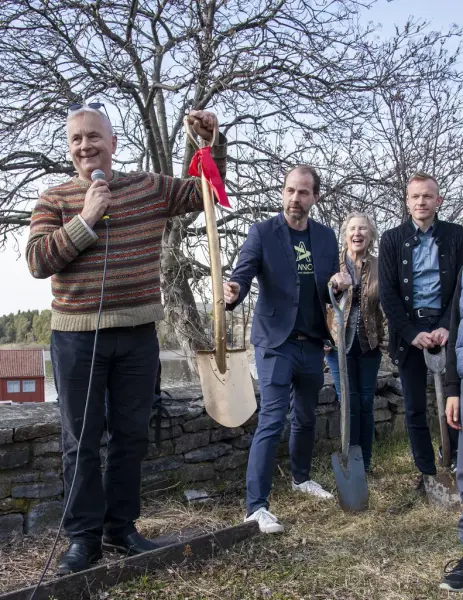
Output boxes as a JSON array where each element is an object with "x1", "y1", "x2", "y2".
[{"x1": 68, "y1": 102, "x2": 110, "y2": 119}]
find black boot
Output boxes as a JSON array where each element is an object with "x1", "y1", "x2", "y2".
[
  {"x1": 58, "y1": 542, "x2": 102, "y2": 575},
  {"x1": 103, "y1": 530, "x2": 158, "y2": 556}
]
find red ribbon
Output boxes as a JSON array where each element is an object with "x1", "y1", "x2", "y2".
[{"x1": 188, "y1": 146, "x2": 231, "y2": 208}]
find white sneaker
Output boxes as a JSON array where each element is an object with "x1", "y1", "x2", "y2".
[
  {"x1": 245, "y1": 508, "x2": 285, "y2": 534},
  {"x1": 292, "y1": 479, "x2": 334, "y2": 499}
]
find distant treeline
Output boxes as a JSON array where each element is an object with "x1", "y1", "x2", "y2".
[{"x1": 0, "y1": 310, "x2": 51, "y2": 345}]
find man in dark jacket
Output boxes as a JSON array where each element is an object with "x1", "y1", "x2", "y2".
[
  {"x1": 223, "y1": 165, "x2": 350, "y2": 533},
  {"x1": 379, "y1": 172, "x2": 463, "y2": 490}
]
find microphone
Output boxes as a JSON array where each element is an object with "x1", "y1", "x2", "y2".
[
  {"x1": 91, "y1": 169, "x2": 106, "y2": 181},
  {"x1": 90, "y1": 170, "x2": 110, "y2": 220}
]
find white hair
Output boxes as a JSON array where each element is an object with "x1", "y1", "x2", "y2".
[
  {"x1": 340, "y1": 211, "x2": 378, "y2": 252},
  {"x1": 66, "y1": 106, "x2": 114, "y2": 136}
]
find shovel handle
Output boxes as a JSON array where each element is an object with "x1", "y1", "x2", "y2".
[
  {"x1": 328, "y1": 283, "x2": 350, "y2": 462},
  {"x1": 423, "y1": 347, "x2": 451, "y2": 467},
  {"x1": 436, "y1": 373, "x2": 452, "y2": 467},
  {"x1": 184, "y1": 117, "x2": 226, "y2": 374},
  {"x1": 423, "y1": 346, "x2": 446, "y2": 374},
  {"x1": 328, "y1": 281, "x2": 348, "y2": 316}
]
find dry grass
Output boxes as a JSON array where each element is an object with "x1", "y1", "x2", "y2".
[
  {"x1": 0, "y1": 531, "x2": 68, "y2": 592},
  {"x1": 0, "y1": 435, "x2": 461, "y2": 599},
  {"x1": 104, "y1": 436, "x2": 463, "y2": 600}
]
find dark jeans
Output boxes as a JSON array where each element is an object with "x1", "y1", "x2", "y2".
[
  {"x1": 51, "y1": 323, "x2": 159, "y2": 544},
  {"x1": 326, "y1": 337, "x2": 382, "y2": 471},
  {"x1": 399, "y1": 316, "x2": 457, "y2": 475},
  {"x1": 246, "y1": 338, "x2": 324, "y2": 515}
]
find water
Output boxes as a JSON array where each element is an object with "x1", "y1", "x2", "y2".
[
  {"x1": 45, "y1": 359, "x2": 57, "y2": 402},
  {"x1": 44, "y1": 349, "x2": 199, "y2": 402}
]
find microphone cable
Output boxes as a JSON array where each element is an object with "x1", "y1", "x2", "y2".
[{"x1": 29, "y1": 216, "x2": 110, "y2": 600}]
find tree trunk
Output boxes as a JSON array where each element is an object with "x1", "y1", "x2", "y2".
[{"x1": 161, "y1": 217, "x2": 212, "y2": 375}]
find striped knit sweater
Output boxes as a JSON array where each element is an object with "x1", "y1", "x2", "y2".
[{"x1": 26, "y1": 140, "x2": 227, "y2": 332}]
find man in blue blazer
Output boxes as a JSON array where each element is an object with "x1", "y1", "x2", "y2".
[{"x1": 224, "y1": 165, "x2": 350, "y2": 533}]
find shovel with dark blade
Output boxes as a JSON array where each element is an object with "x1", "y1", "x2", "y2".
[
  {"x1": 423, "y1": 346, "x2": 460, "y2": 509},
  {"x1": 329, "y1": 284, "x2": 369, "y2": 512}
]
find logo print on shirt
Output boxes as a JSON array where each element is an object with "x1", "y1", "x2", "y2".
[{"x1": 294, "y1": 242, "x2": 314, "y2": 273}]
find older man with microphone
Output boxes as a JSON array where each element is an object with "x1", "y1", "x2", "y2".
[{"x1": 26, "y1": 104, "x2": 226, "y2": 574}]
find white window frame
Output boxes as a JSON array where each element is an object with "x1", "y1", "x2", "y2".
[
  {"x1": 22, "y1": 380, "x2": 36, "y2": 393},
  {"x1": 6, "y1": 381, "x2": 20, "y2": 393}
]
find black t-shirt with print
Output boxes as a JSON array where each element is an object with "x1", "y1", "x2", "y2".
[{"x1": 289, "y1": 226, "x2": 325, "y2": 340}]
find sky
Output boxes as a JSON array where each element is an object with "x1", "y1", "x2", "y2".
[
  {"x1": 362, "y1": 0, "x2": 461, "y2": 34},
  {"x1": 1, "y1": 0, "x2": 462, "y2": 316}
]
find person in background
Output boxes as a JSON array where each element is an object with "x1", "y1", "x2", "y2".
[
  {"x1": 379, "y1": 172, "x2": 463, "y2": 493},
  {"x1": 223, "y1": 165, "x2": 351, "y2": 534},
  {"x1": 440, "y1": 265, "x2": 463, "y2": 592},
  {"x1": 325, "y1": 212, "x2": 384, "y2": 473}
]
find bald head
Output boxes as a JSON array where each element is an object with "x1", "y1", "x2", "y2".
[
  {"x1": 66, "y1": 107, "x2": 114, "y2": 136},
  {"x1": 67, "y1": 108, "x2": 117, "y2": 181},
  {"x1": 283, "y1": 165, "x2": 320, "y2": 196}
]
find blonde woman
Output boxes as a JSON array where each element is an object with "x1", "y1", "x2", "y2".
[{"x1": 325, "y1": 212, "x2": 384, "y2": 472}]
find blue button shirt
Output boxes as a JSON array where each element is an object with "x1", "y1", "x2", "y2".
[{"x1": 412, "y1": 221, "x2": 441, "y2": 309}]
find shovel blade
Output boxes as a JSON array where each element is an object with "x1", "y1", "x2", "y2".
[
  {"x1": 196, "y1": 350, "x2": 257, "y2": 428},
  {"x1": 332, "y1": 445, "x2": 369, "y2": 512},
  {"x1": 424, "y1": 473, "x2": 461, "y2": 510}
]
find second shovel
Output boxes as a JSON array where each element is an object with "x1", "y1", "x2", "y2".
[
  {"x1": 329, "y1": 283, "x2": 369, "y2": 512},
  {"x1": 423, "y1": 346, "x2": 460, "y2": 509}
]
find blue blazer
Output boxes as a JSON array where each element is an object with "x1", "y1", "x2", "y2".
[{"x1": 227, "y1": 212, "x2": 339, "y2": 348}]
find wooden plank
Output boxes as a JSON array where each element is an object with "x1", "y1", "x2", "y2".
[{"x1": 0, "y1": 521, "x2": 259, "y2": 600}]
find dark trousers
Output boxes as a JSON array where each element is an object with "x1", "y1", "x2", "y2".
[
  {"x1": 51, "y1": 323, "x2": 159, "y2": 544},
  {"x1": 326, "y1": 337, "x2": 382, "y2": 471},
  {"x1": 246, "y1": 338, "x2": 324, "y2": 515},
  {"x1": 399, "y1": 317, "x2": 457, "y2": 475}
]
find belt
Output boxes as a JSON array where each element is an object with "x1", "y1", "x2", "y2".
[
  {"x1": 288, "y1": 332, "x2": 309, "y2": 341},
  {"x1": 413, "y1": 308, "x2": 441, "y2": 319}
]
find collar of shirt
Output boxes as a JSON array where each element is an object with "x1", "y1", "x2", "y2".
[{"x1": 412, "y1": 219, "x2": 435, "y2": 236}]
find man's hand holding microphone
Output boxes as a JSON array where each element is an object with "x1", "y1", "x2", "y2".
[{"x1": 80, "y1": 169, "x2": 111, "y2": 228}]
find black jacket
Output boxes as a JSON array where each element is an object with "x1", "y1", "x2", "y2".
[
  {"x1": 378, "y1": 217, "x2": 463, "y2": 367},
  {"x1": 444, "y1": 266, "x2": 463, "y2": 398}
]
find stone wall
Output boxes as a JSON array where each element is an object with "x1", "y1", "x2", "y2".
[{"x1": 0, "y1": 371, "x2": 411, "y2": 539}]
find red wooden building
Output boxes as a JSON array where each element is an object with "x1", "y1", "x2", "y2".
[{"x1": 0, "y1": 350, "x2": 46, "y2": 403}]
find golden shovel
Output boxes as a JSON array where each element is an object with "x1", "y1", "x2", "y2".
[{"x1": 184, "y1": 118, "x2": 256, "y2": 427}]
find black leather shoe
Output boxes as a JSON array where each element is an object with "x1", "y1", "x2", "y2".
[
  {"x1": 58, "y1": 542, "x2": 102, "y2": 575},
  {"x1": 102, "y1": 530, "x2": 158, "y2": 556}
]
